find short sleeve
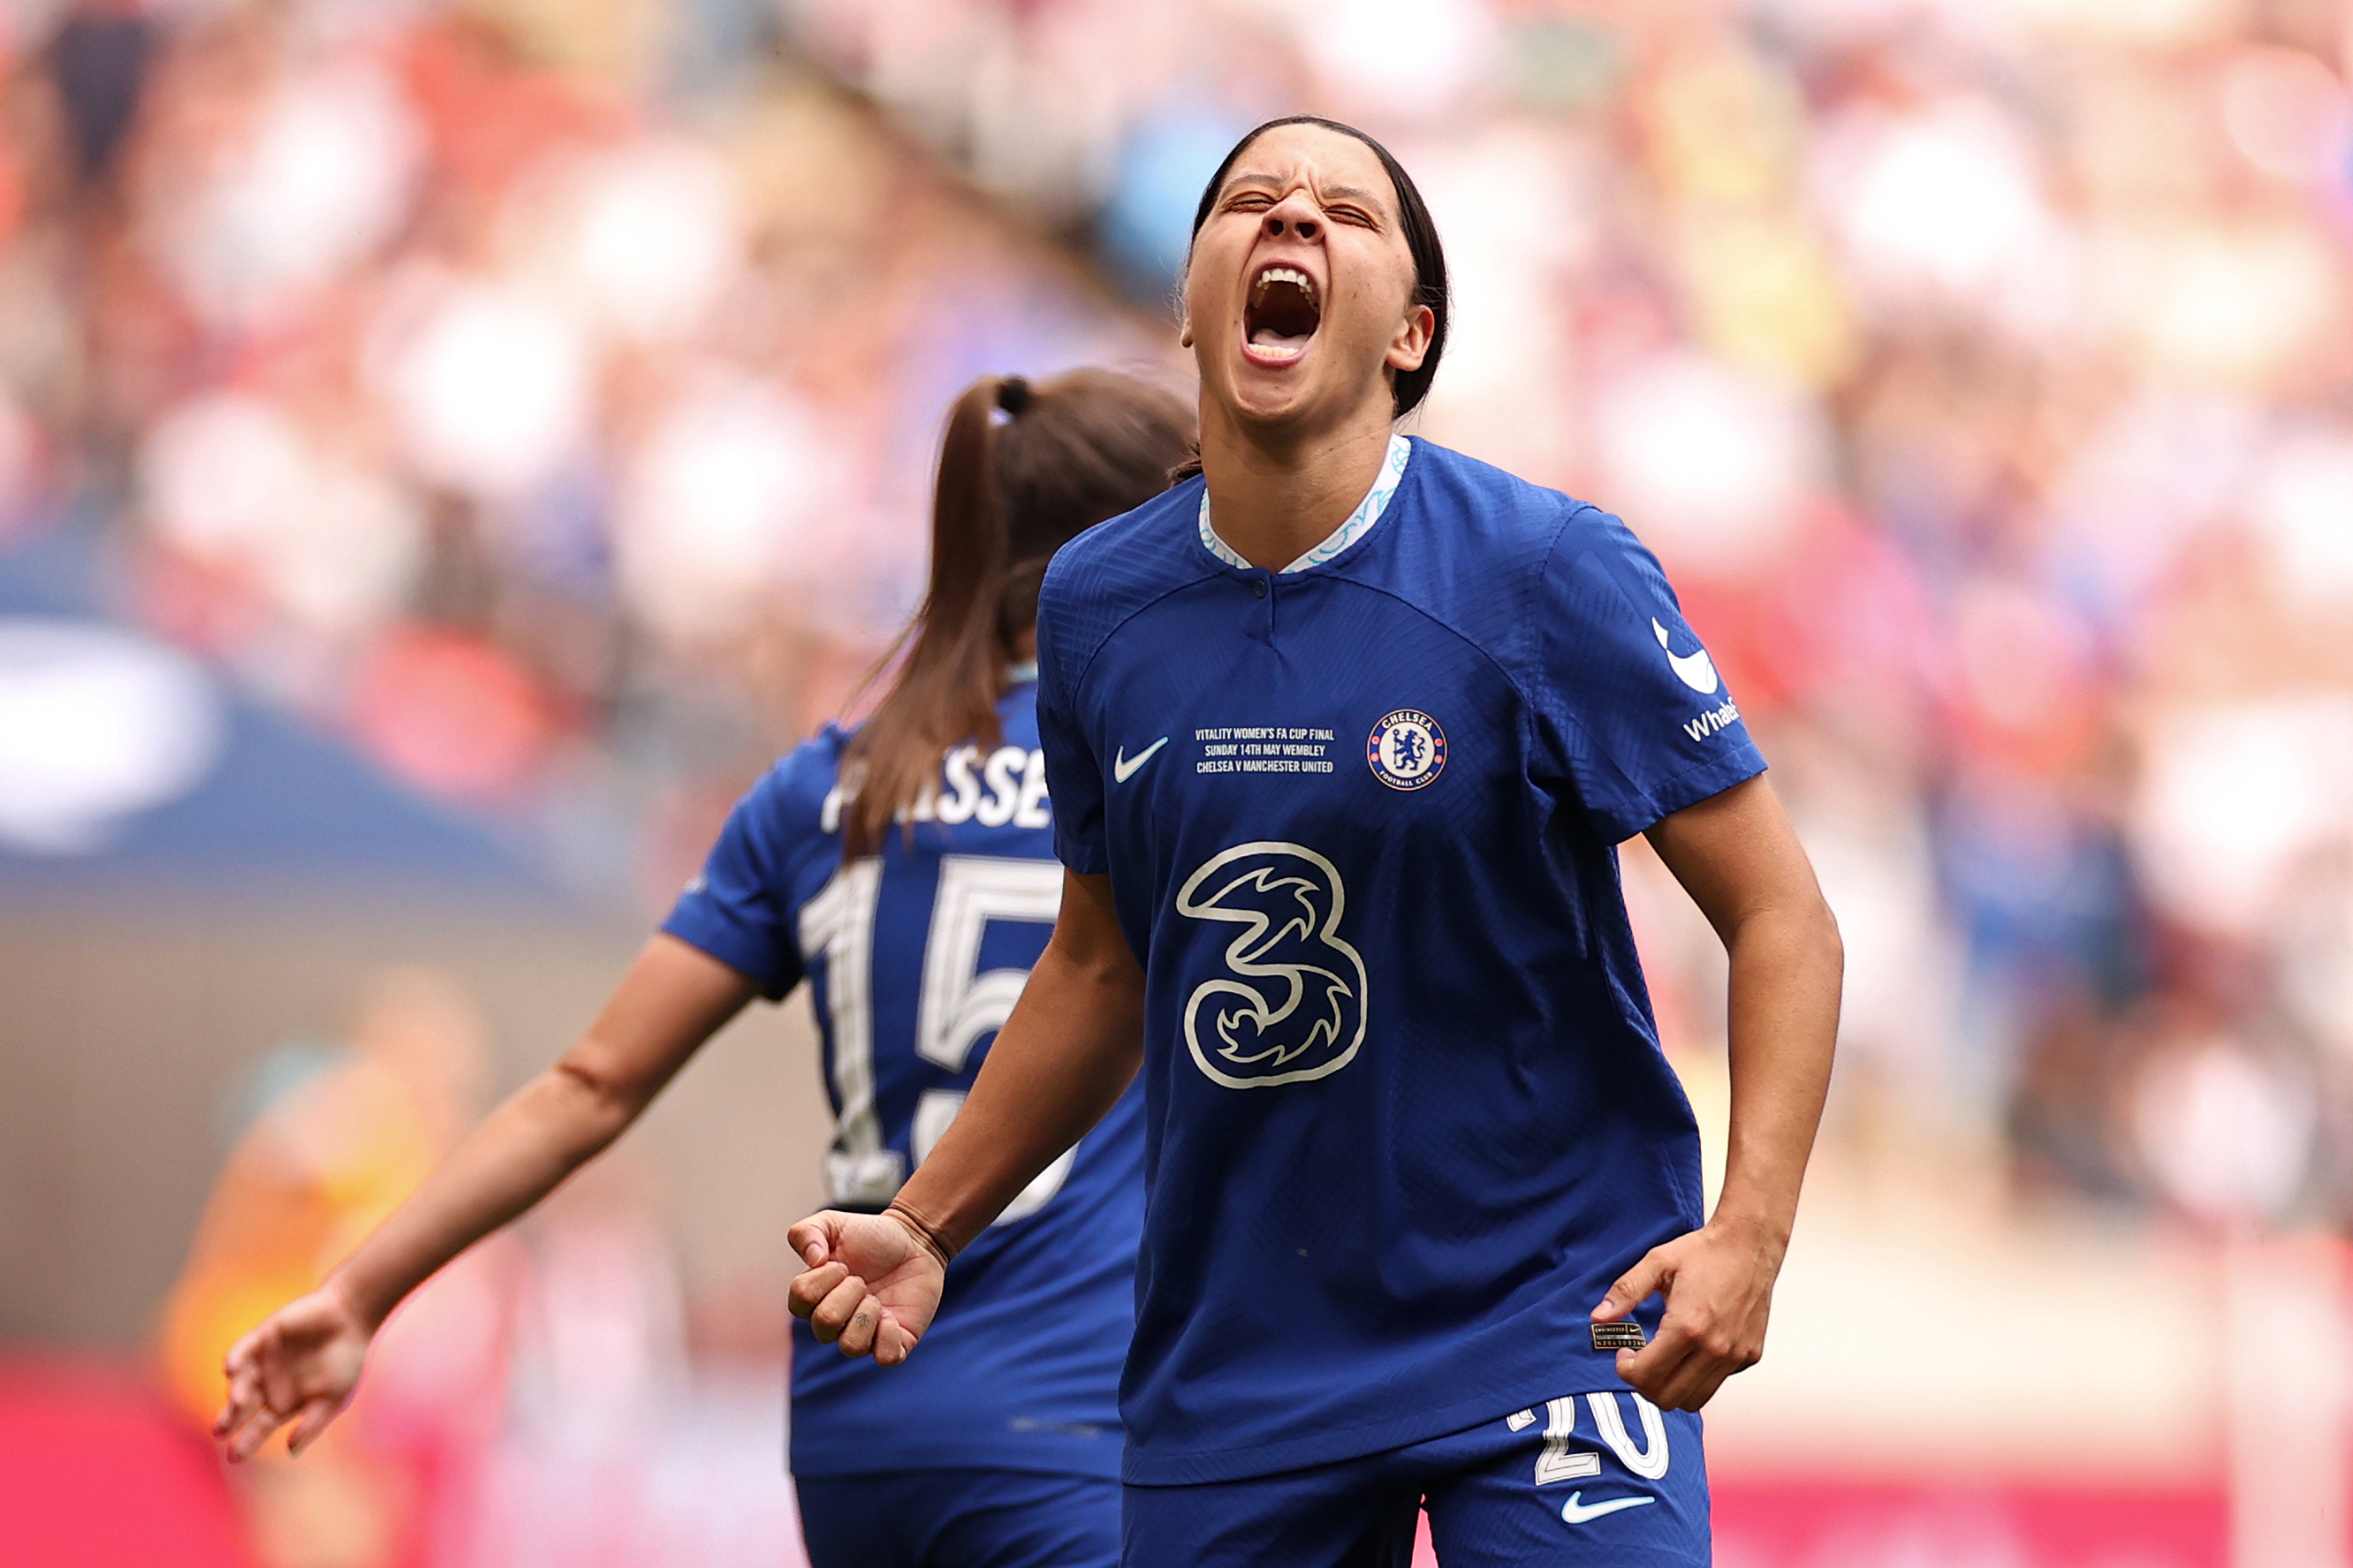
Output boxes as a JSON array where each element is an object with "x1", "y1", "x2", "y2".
[
  {"x1": 660, "y1": 761, "x2": 814, "y2": 999},
  {"x1": 1034, "y1": 579, "x2": 1109, "y2": 875},
  {"x1": 1531, "y1": 507, "x2": 1767, "y2": 843}
]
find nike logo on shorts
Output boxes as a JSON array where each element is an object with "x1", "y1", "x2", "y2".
[
  {"x1": 1559, "y1": 1492, "x2": 1655, "y2": 1525},
  {"x1": 1113, "y1": 738, "x2": 1169, "y2": 783}
]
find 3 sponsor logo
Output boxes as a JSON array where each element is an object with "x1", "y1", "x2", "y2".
[{"x1": 1174, "y1": 842, "x2": 1366, "y2": 1089}]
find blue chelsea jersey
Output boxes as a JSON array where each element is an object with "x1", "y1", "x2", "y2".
[
  {"x1": 1034, "y1": 438, "x2": 1767, "y2": 1487},
  {"x1": 662, "y1": 683, "x2": 1143, "y2": 1481}
]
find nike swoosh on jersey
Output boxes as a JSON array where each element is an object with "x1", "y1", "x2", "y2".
[
  {"x1": 1113, "y1": 737, "x2": 1170, "y2": 783},
  {"x1": 1560, "y1": 1492, "x2": 1657, "y2": 1526}
]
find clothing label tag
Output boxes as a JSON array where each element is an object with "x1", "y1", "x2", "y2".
[{"x1": 1590, "y1": 1322, "x2": 1648, "y2": 1352}]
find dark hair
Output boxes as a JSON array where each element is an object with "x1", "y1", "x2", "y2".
[
  {"x1": 839, "y1": 368, "x2": 1195, "y2": 858},
  {"x1": 1187, "y1": 114, "x2": 1451, "y2": 417}
]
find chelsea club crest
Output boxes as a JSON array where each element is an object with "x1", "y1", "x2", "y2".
[{"x1": 1366, "y1": 709, "x2": 1446, "y2": 791}]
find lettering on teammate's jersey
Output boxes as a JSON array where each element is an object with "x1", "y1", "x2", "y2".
[
  {"x1": 819, "y1": 746, "x2": 1050, "y2": 835},
  {"x1": 1365, "y1": 709, "x2": 1446, "y2": 791},
  {"x1": 1681, "y1": 702, "x2": 1740, "y2": 744},
  {"x1": 1175, "y1": 842, "x2": 1366, "y2": 1089}
]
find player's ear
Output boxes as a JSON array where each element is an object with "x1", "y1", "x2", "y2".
[{"x1": 1385, "y1": 303, "x2": 1433, "y2": 374}]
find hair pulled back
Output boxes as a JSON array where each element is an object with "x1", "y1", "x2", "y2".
[
  {"x1": 1188, "y1": 115, "x2": 1451, "y2": 417},
  {"x1": 840, "y1": 368, "x2": 1195, "y2": 857}
]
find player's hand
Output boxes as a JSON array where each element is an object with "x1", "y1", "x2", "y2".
[
  {"x1": 1590, "y1": 1219, "x2": 1782, "y2": 1412},
  {"x1": 787, "y1": 1209, "x2": 946, "y2": 1367},
  {"x1": 213, "y1": 1284, "x2": 374, "y2": 1462}
]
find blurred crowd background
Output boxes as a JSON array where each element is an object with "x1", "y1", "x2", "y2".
[{"x1": 4, "y1": 0, "x2": 2353, "y2": 1564}]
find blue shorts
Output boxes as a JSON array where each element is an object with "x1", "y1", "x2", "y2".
[
  {"x1": 796, "y1": 1468, "x2": 1121, "y2": 1568},
  {"x1": 1123, "y1": 1391, "x2": 1707, "y2": 1568}
]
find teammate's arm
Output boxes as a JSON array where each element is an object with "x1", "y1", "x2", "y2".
[
  {"x1": 787, "y1": 868, "x2": 1142, "y2": 1365},
  {"x1": 1592, "y1": 774, "x2": 1841, "y2": 1412},
  {"x1": 214, "y1": 935, "x2": 758, "y2": 1459}
]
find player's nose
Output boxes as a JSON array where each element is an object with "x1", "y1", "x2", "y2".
[{"x1": 1262, "y1": 190, "x2": 1321, "y2": 243}]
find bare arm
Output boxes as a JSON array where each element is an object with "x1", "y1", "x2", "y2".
[
  {"x1": 787, "y1": 868, "x2": 1143, "y2": 1364},
  {"x1": 1592, "y1": 773, "x2": 1841, "y2": 1409},
  {"x1": 216, "y1": 935, "x2": 758, "y2": 1458}
]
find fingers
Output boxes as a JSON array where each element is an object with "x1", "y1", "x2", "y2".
[
  {"x1": 224, "y1": 1397, "x2": 287, "y2": 1464},
  {"x1": 1670, "y1": 1362, "x2": 1739, "y2": 1413},
  {"x1": 793, "y1": 1271, "x2": 905, "y2": 1361},
  {"x1": 221, "y1": 1326, "x2": 261, "y2": 1385},
  {"x1": 873, "y1": 1314, "x2": 920, "y2": 1367},
  {"x1": 805, "y1": 1271, "x2": 871, "y2": 1347},
  {"x1": 215, "y1": 1363, "x2": 259, "y2": 1439},
  {"x1": 214, "y1": 1323, "x2": 275, "y2": 1443},
  {"x1": 215, "y1": 1306, "x2": 361, "y2": 1460},
  {"x1": 1620, "y1": 1314, "x2": 1757, "y2": 1411},
  {"x1": 786, "y1": 1210, "x2": 940, "y2": 1366},
  {"x1": 788, "y1": 1261, "x2": 848, "y2": 1325},
  {"x1": 835, "y1": 1293, "x2": 885, "y2": 1359},
  {"x1": 285, "y1": 1396, "x2": 340, "y2": 1457},
  {"x1": 786, "y1": 1214, "x2": 840, "y2": 1269},
  {"x1": 1663, "y1": 1329, "x2": 1763, "y2": 1411},
  {"x1": 1614, "y1": 1317, "x2": 1696, "y2": 1406},
  {"x1": 801, "y1": 1269, "x2": 899, "y2": 1360},
  {"x1": 1592, "y1": 1248, "x2": 1672, "y2": 1322}
]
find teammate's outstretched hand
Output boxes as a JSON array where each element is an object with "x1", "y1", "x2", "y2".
[
  {"x1": 1590, "y1": 1220, "x2": 1780, "y2": 1412},
  {"x1": 787, "y1": 1209, "x2": 946, "y2": 1366},
  {"x1": 214, "y1": 1285, "x2": 373, "y2": 1461}
]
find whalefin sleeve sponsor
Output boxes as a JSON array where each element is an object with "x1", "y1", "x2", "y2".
[{"x1": 1530, "y1": 506, "x2": 1769, "y2": 843}]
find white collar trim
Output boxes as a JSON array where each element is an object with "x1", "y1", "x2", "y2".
[{"x1": 1198, "y1": 434, "x2": 1412, "y2": 573}]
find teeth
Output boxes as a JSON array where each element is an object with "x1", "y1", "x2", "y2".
[{"x1": 1251, "y1": 267, "x2": 1317, "y2": 305}]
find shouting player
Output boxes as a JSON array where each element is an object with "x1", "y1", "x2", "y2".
[
  {"x1": 212, "y1": 369, "x2": 1197, "y2": 1568},
  {"x1": 787, "y1": 117, "x2": 1844, "y2": 1566}
]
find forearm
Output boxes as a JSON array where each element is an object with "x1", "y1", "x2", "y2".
[
  {"x1": 1712, "y1": 901, "x2": 1841, "y2": 1251},
  {"x1": 323, "y1": 935, "x2": 752, "y2": 1329},
  {"x1": 891, "y1": 937, "x2": 1144, "y2": 1256},
  {"x1": 326, "y1": 1065, "x2": 635, "y2": 1328}
]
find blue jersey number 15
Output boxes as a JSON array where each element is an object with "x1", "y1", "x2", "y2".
[{"x1": 797, "y1": 854, "x2": 1072, "y2": 1222}]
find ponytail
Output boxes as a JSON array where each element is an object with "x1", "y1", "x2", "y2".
[{"x1": 839, "y1": 369, "x2": 1195, "y2": 858}]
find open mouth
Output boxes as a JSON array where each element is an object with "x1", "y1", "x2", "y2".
[{"x1": 1243, "y1": 265, "x2": 1321, "y2": 363}]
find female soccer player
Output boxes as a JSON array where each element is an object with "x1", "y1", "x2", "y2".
[
  {"x1": 212, "y1": 368, "x2": 1198, "y2": 1568},
  {"x1": 789, "y1": 117, "x2": 1844, "y2": 1566}
]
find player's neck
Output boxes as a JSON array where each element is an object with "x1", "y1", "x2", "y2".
[{"x1": 1197, "y1": 398, "x2": 1395, "y2": 572}]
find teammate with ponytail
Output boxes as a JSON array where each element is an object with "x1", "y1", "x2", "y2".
[{"x1": 212, "y1": 369, "x2": 1197, "y2": 1568}]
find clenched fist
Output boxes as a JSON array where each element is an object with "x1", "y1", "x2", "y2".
[{"x1": 786, "y1": 1209, "x2": 948, "y2": 1367}]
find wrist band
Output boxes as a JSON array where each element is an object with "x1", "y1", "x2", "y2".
[{"x1": 884, "y1": 1199, "x2": 958, "y2": 1265}]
